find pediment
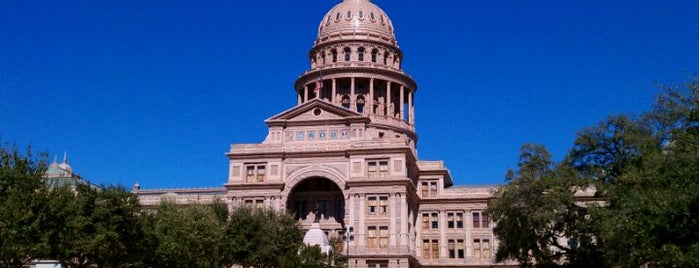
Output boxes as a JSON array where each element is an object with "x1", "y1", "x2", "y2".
[{"x1": 265, "y1": 99, "x2": 367, "y2": 126}]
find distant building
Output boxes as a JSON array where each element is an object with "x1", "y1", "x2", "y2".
[
  {"x1": 44, "y1": 153, "x2": 99, "y2": 190},
  {"x1": 136, "y1": 0, "x2": 514, "y2": 267}
]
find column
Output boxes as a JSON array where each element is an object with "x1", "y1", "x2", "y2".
[
  {"x1": 297, "y1": 92, "x2": 302, "y2": 105},
  {"x1": 401, "y1": 194, "x2": 408, "y2": 246},
  {"x1": 348, "y1": 194, "x2": 355, "y2": 248},
  {"x1": 331, "y1": 78, "x2": 337, "y2": 104},
  {"x1": 304, "y1": 85, "x2": 309, "y2": 103},
  {"x1": 358, "y1": 194, "x2": 366, "y2": 247},
  {"x1": 389, "y1": 194, "x2": 397, "y2": 246},
  {"x1": 399, "y1": 85, "x2": 405, "y2": 121},
  {"x1": 350, "y1": 77, "x2": 356, "y2": 111},
  {"x1": 368, "y1": 78, "x2": 374, "y2": 115},
  {"x1": 408, "y1": 91, "x2": 414, "y2": 125},
  {"x1": 440, "y1": 211, "x2": 447, "y2": 258},
  {"x1": 386, "y1": 81, "x2": 392, "y2": 117}
]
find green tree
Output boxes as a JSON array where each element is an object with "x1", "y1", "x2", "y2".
[
  {"x1": 145, "y1": 200, "x2": 230, "y2": 268},
  {"x1": 596, "y1": 78, "x2": 699, "y2": 267},
  {"x1": 52, "y1": 184, "x2": 145, "y2": 268},
  {"x1": 0, "y1": 143, "x2": 48, "y2": 268},
  {"x1": 227, "y1": 206, "x2": 304, "y2": 268},
  {"x1": 486, "y1": 144, "x2": 604, "y2": 267}
]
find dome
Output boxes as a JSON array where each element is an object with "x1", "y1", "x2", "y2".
[
  {"x1": 302, "y1": 223, "x2": 333, "y2": 254},
  {"x1": 316, "y1": 0, "x2": 397, "y2": 46}
]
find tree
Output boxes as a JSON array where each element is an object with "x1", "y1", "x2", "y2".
[
  {"x1": 0, "y1": 143, "x2": 48, "y2": 268},
  {"x1": 145, "y1": 200, "x2": 231, "y2": 268},
  {"x1": 489, "y1": 77, "x2": 699, "y2": 267},
  {"x1": 227, "y1": 206, "x2": 304, "y2": 268},
  {"x1": 596, "y1": 78, "x2": 699, "y2": 267},
  {"x1": 52, "y1": 184, "x2": 145, "y2": 268},
  {"x1": 485, "y1": 144, "x2": 604, "y2": 267}
]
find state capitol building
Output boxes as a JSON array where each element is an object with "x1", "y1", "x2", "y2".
[{"x1": 136, "y1": 0, "x2": 507, "y2": 267}]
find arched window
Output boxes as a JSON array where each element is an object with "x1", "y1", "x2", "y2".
[
  {"x1": 344, "y1": 47, "x2": 351, "y2": 61},
  {"x1": 356, "y1": 96, "x2": 366, "y2": 114},
  {"x1": 342, "y1": 95, "x2": 350, "y2": 109},
  {"x1": 357, "y1": 47, "x2": 365, "y2": 62},
  {"x1": 319, "y1": 51, "x2": 325, "y2": 65},
  {"x1": 335, "y1": 12, "x2": 340, "y2": 21},
  {"x1": 371, "y1": 49, "x2": 378, "y2": 63},
  {"x1": 383, "y1": 52, "x2": 389, "y2": 65},
  {"x1": 331, "y1": 49, "x2": 338, "y2": 63}
]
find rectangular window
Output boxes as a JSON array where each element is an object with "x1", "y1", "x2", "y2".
[
  {"x1": 296, "y1": 131, "x2": 305, "y2": 141},
  {"x1": 421, "y1": 180, "x2": 438, "y2": 197},
  {"x1": 448, "y1": 240, "x2": 455, "y2": 258},
  {"x1": 379, "y1": 226, "x2": 388, "y2": 248},
  {"x1": 330, "y1": 130, "x2": 338, "y2": 139},
  {"x1": 431, "y1": 212, "x2": 439, "y2": 229},
  {"x1": 367, "y1": 160, "x2": 389, "y2": 178},
  {"x1": 447, "y1": 212, "x2": 464, "y2": 229},
  {"x1": 422, "y1": 212, "x2": 439, "y2": 230},
  {"x1": 472, "y1": 211, "x2": 489, "y2": 229},
  {"x1": 307, "y1": 130, "x2": 315, "y2": 140},
  {"x1": 245, "y1": 164, "x2": 266, "y2": 183},
  {"x1": 473, "y1": 238, "x2": 491, "y2": 259},
  {"x1": 366, "y1": 261, "x2": 388, "y2": 268},
  {"x1": 473, "y1": 212, "x2": 480, "y2": 228},
  {"x1": 368, "y1": 196, "x2": 377, "y2": 215},
  {"x1": 431, "y1": 239, "x2": 439, "y2": 259},
  {"x1": 379, "y1": 196, "x2": 388, "y2": 215},
  {"x1": 457, "y1": 239, "x2": 465, "y2": 258},
  {"x1": 367, "y1": 227, "x2": 377, "y2": 248},
  {"x1": 422, "y1": 240, "x2": 431, "y2": 259},
  {"x1": 318, "y1": 131, "x2": 326, "y2": 139}
]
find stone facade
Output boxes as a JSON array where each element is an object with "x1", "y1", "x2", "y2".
[{"x1": 137, "y1": 0, "x2": 517, "y2": 267}]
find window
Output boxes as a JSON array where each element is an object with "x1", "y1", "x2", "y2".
[
  {"x1": 357, "y1": 47, "x2": 365, "y2": 61},
  {"x1": 367, "y1": 226, "x2": 388, "y2": 248},
  {"x1": 244, "y1": 198, "x2": 265, "y2": 208},
  {"x1": 344, "y1": 47, "x2": 351, "y2": 61},
  {"x1": 447, "y1": 212, "x2": 464, "y2": 229},
  {"x1": 318, "y1": 131, "x2": 326, "y2": 139},
  {"x1": 422, "y1": 239, "x2": 439, "y2": 259},
  {"x1": 448, "y1": 239, "x2": 465, "y2": 259},
  {"x1": 331, "y1": 49, "x2": 338, "y2": 63},
  {"x1": 371, "y1": 49, "x2": 378, "y2": 63},
  {"x1": 307, "y1": 130, "x2": 315, "y2": 140},
  {"x1": 422, "y1": 212, "x2": 439, "y2": 229},
  {"x1": 368, "y1": 195, "x2": 388, "y2": 215},
  {"x1": 379, "y1": 226, "x2": 388, "y2": 248},
  {"x1": 296, "y1": 131, "x2": 304, "y2": 141},
  {"x1": 329, "y1": 130, "x2": 338, "y2": 139},
  {"x1": 367, "y1": 226, "x2": 377, "y2": 248},
  {"x1": 367, "y1": 260, "x2": 388, "y2": 268},
  {"x1": 379, "y1": 196, "x2": 388, "y2": 214},
  {"x1": 245, "y1": 164, "x2": 266, "y2": 182},
  {"x1": 367, "y1": 160, "x2": 388, "y2": 178},
  {"x1": 421, "y1": 181, "x2": 438, "y2": 197},
  {"x1": 472, "y1": 211, "x2": 489, "y2": 228},
  {"x1": 368, "y1": 196, "x2": 377, "y2": 215},
  {"x1": 473, "y1": 239, "x2": 491, "y2": 259}
]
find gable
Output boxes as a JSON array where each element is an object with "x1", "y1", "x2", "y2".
[{"x1": 265, "y1": 99, "x2": 368, "y2": 126}]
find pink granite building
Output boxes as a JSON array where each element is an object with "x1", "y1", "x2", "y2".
[{"x1": 138, "y1": 1, "x2": 511, "y2": 267}]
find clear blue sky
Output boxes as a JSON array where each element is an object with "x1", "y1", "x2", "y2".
[{"x1": 1, "y1": 1, "x2": 697, "y2": 189}]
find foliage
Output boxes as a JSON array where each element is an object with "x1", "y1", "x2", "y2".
[
  {"x1": 51, "y1": 184, "x2": 145, "y2": 268},
  {"x1": 486, "y1": 144, "x2": 604, "y2": 267},
  {"x1": 0, "y1": 143, "x2": 48, "y2": 268},
  {"x1": 144, "y1": 200, "x2": 231, "y2": 268},
  {"x1": 489, "y1": 77, "x2": 699, "y2": 267},
  {"x1": 227, "y1": 206, "x2": 304, "y2": 268}
]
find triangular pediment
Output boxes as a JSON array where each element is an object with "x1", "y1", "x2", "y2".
[{"x1": 265, "y1": 98, "x2": 367, "y2": 126}]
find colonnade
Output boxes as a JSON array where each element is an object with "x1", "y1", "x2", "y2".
[{"x1": 298, "y1": 76, "x2": 415, "y2": 126}]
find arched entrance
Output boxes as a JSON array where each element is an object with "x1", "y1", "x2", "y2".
[{"x1": 286, "y1": 177, "x2": 345, "y2": 234}]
